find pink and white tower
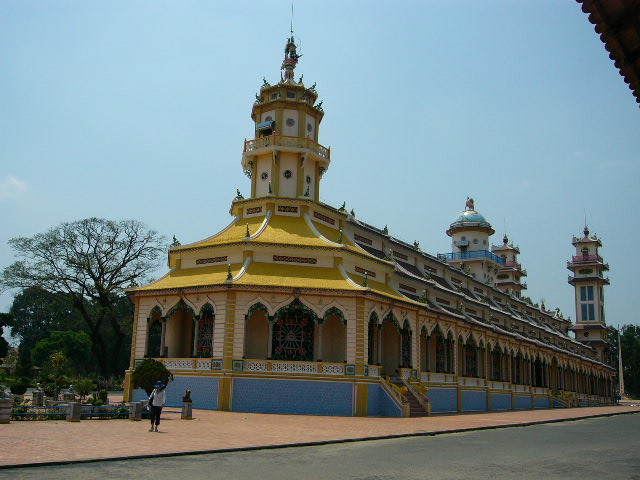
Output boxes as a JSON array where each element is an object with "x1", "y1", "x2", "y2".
[{"x1": 568, "y1": 225, "x2": 610, "y2": 362}]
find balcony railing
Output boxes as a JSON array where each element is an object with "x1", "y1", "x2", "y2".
[
  {"x1": 437, "y1": 250, "x2": 505, "y2": 265},
  {"x1": 502, "y1": 260, "x2": 521, "y2": 269},
  {"x1": 570, "y1": 254, "x2": 603, "y2": 264},
  {"x1": 244, "y1": 134, "x2": 330, "y2": 160}
]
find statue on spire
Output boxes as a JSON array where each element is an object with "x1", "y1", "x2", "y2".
[
  {"x1": 465, "y1": 196, "x2": 475, "y2": 211},
  {"x1": 281, "y1": 35, "x2": 301, "y2": 82}
]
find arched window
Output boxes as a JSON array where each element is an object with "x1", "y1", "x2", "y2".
[
  {"x1": 272, "y1": 300, "x2": 317, "y2": 361},
  {"x1": 197, "y1": 304, "x2": 215, "y2": 357}
]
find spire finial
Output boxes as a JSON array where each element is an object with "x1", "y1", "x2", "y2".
[
  {"x1": 281, "y1": 7, "x2": 301, "y2": 83},
  {"x1": 583, "y1": 210, "x2": 589, "y2": 237}
]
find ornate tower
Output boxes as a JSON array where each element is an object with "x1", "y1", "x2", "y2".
[
  {"x1": 439, "y1": 198, "x2": 504, "y2": 285},
  {"x1": 241, "y1": 35, "x2": 330, "y2": 201},
  {"x1": 568, "y1": 226, "x2": 610, "y2": 361},
  {"x1": 491, "y1": 234, "x2": 527, "y2": 298}
]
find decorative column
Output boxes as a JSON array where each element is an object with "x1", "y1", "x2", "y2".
[
  {"x1": 354, "y1": 297, "x2": 368, "y2": 416},
  {"x1": 317, "y1": 322, "x2": 324, "y2": 360},
  {"x1": 268, "y1": 321, "x2": 274, "y2": 357},
  {"x1": 160, "y1": 318, "x2": 167, "y2": 358},
  {"x1": 192, "y1": 317, "x2": 200, "y2": 357}
]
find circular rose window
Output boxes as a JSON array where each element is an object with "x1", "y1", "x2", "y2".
[
  {"x1": 261, "y1": 172, "x2": 268, "y2": 180},
  {"x1": 284, "y1": 170, "x2": 292, "y2": 179},
  {"x1": 286, "y1": 118, "x2": 295, "y2": 127}
]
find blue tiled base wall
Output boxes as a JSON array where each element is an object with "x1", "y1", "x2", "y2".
[
  {"x1": 515, "y1": 395, "x2": 531, "y2": 409},
  {"x1": 462, "y1": 390, "x2": 487, "y2": 412},
  {"x1": 491, "y1": 393, "x2": 511, "y2": 411},
  {"x1": 133, "y1": 376, "x2": 219, "y2": 410},
  {"x1": 232, "y1": 378, "x2": 354, "y2": 416},
  {"x1": 534, "y1": 396, "x2": 550, "y2": 409},
  {"x1": 429, "y1": 388, "x2": 458, "y2": 413},
  {"x1": 367, "y1": 384, "x2": 403, "y2": 417}
]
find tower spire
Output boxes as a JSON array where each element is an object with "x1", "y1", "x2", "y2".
[{"x1": 282, "y1": 6, "x2": 301, "y2": 83}]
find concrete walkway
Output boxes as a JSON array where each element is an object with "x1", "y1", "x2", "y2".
[{"x1": 1, "y1": 404, "x2": 639, "y2": 468}]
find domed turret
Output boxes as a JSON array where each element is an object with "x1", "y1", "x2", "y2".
[{"x1": 438, "y1": 197, "x2": 504, "y2": 284}]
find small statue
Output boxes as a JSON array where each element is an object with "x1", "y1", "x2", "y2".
[
  {"x1": 315, "y1": 100, "x2": 323, "y2": 111},
  {"x1": 262, "y1": 77, "x2": 270, "y2": 88},
  {"x1": 304, "y1": 185, "x2": 310, "y2": 197},
  {"x1": 338, "y1": 201, "x2": 346, "y2": 211},
  {"x1": 350, "y1": 208, "x2": 355, "y2": 217},
  {"x1": 310, "y1": 82, "x2": 316, "y2": 91},
  {"x1": 382, "y1": 225, "x2": 389, "y2": 235},
  {"x1": 182, "y1": 390, "x2": 192, "y2": 403},
  {"x1": 465, "y1": 196, "x2": 474, "y2": 211},
  {"x1": 298, "y1": 74, "x2": 303, "y2": 84},
  {"x1": 255, "y1": 93, "x2": 262, "y2": 103},
  {"x1": 235, "y1": 189, "x2": 244, "y2": 200},
  {"x1": 413, "y1": 240, "x2": 420, "y2": 250},
  {"x1": 171, "y1": 235, "x2": 181, "y2": 247}
]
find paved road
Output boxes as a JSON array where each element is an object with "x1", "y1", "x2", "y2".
[{"x1": 2, "y1": 414, "x2": 639, "y2": 480}]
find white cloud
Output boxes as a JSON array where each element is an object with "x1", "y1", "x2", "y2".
[{"x1": 0, "y1": 175, "x2": 29, "y2": 199}]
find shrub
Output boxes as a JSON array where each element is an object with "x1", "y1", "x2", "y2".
[
  {"x1": 132, "y1": 359, "x2": 173, "y2": 395},
  {"x1": 74, "y1": 378, "x2": 95, "y2": 403},
  {"x1": 9, "y1": 379, "x2": 28, "y2": 395}
]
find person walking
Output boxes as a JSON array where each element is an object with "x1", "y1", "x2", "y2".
[{"x1": 148, "y1": 381, "x2": 166, "y2": 432}]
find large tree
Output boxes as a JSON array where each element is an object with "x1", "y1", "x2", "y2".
[{"x1": 1, "y1": 218, "x2": 165, "y2": 375}]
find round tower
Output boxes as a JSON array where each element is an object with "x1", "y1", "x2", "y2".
[
  {"x1": 440, "y1": 197, "x2": 504, "y2": 284},
  {"x1": 241, "y1": 35, "x2": 330, "y2": 201}
]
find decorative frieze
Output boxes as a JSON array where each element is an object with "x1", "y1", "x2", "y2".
[
  {"x1": 399, "y1": 283, "x2": 416, "y2": 293},
  {"x1": 273, "y1": 255, "x2": 317, "y2": 264},
  {"x1": 196, "y1": 256, "x2": 228, "y2": 265},
  {"x1": 354, "y1": 233, "x2": 373, "y2": 245},
  {"x1": 277, "y1": 205, "x2": 299, "y2": 213},
  {"x1": 355, "y1": 266, "x2": 376, "y2": 278},
  {"x1": 313, "y1": 211, "x2": 335, "y2": 225},
  {"x1": 393, "y1": 250, "x2": 408, "y2": 261},
  {"x1": 246, "y1": 206, "x2": 263, "y2": 215}
]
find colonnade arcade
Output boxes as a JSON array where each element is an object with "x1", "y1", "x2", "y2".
[{"x1": 144, "y1": 297, "x2": 613, "y2": 397}]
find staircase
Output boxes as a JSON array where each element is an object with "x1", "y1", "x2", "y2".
[{"x1": 390, "y1": 377, "x2": 430, "y2": 417}]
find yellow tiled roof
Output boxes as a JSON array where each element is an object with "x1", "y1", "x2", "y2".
[
  {"x1": 176, "y1": 216, "x2": 267, "y2": 249},
  {"x1": 348, "y1": 273, "x2": 409, "y2": 302},
  {"x1": 133, "y1": 263, "x2": 240, "y2": 291},
  {"x1": 254, "y1": 214, "x2": 335, "y2": 247},
  {"x1": 235, "y1": 262, "x2": 360, "y2": 290}
]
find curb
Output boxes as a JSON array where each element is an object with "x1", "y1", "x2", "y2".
[{"x1": 2, "y1": 410, "x2": 638, "y2": 470}]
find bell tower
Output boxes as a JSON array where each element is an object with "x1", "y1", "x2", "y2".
[
  {"x1": 241, "y1": 34, "x2": 330, "y2": 201},
  {"x1": 568, "y1": 225, "x2": 610, "y2": 362}
]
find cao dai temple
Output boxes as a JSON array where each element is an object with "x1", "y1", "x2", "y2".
[{"x1": 123, "y1": 34, "x2": 615, "y2": 416}]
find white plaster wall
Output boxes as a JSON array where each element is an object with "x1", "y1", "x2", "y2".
[
  {"x1": 305, "y1": 115, "x2": 316, "y2": 140},
  {"x1": 260, "y1": 110, "x2": 276, "y2": 124},
  {"x1": 282, "y1": 109, "x2": 299, "y2": 137},
  {"x1": 303, "y1": 163, "x2": 315, "y2": 199},
  {"x1": 279, "y1": 152, "x2": 297, "y2": 197},
  {"x1": 255, "y1": 155, "x2": 272, "y2": 197}
]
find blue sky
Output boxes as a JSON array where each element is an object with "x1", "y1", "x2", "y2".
[{"x1": 1, "y1": 1, "x2": 638, "y2": 341}]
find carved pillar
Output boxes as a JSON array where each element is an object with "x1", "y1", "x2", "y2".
[
  {"x1": 160, "y1": 318, "x2": 167, "y2": 358},
  {"x1": 268, "y1": 321, "x2": 274, "y2": 358},
  {"x1": 192, "y1": 317, "x2": 200, "y2": 357},
  {"x1": 317, "y1": 323, "x2": 324, "y2": 360}
]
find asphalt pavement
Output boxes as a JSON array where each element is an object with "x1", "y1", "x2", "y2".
[{"x1": 2, "y1": 413, "x2": 639, "y2": 480}]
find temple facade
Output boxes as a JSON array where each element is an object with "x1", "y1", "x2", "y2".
[{"x1": 123, "y1": 35, "x2": 615, "y2": 416}]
